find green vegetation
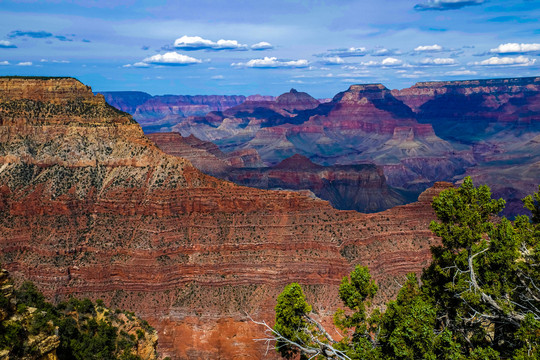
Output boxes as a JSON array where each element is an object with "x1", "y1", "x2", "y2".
[
  {"x1": 0, "y1": 274, "x2": 156, "y2": 360},
  {"x1": 271, "y1": 177, "x2": 540, "y2": 359}
]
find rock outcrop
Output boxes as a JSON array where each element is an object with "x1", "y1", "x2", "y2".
[{"x1": 0, "y1": 77, "x2": 451, "y2": 359}]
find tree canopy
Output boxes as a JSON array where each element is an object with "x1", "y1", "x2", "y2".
[{"x1": 268, "y1": 177, "x2": 540, "y2": 359}]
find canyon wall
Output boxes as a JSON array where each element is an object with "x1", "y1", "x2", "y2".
[{"x1": 0, "y1": 77, "x2": 449, "y2": 359}]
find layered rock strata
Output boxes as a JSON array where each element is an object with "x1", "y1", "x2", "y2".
[
  {"x1": 148, "y1": 133, "x2": 412, "y2": 212},
  {"x1": 0, "y1": 77, "x2": 449, "y2": 359}
]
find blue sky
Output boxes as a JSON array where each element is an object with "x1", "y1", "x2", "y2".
[{"x1": 0, "y1": 0, "x2": 539, "y2": 97}]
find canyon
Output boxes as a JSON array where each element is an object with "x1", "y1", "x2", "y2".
[
  {"x1": 0, "y1": 77, "x2": 451, "y2": 359},
  {"x1": 100, "y1": 91, "x2": 275, "y2": 133},
  {"x1": 147, "y1": 133, "x2": 412, "y2": 213},
  {"x1": 107, "y1": 77, "x2": 540, "y2": 217}
]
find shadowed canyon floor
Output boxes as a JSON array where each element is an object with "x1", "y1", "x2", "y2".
[{"x1": 0, "y1": 77, "x2": 451, "y2": 359}]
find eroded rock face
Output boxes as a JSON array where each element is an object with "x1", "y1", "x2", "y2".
[
  {"x1": 393, "y1": 77, "x2": 540, "y2": 142},
  {"x1": 0, "y1": 77, "x2": 450, "y2": 359},
  {"x1": 392, "y1": 77, "x2": 540, "y2": 217},
  {"x1": 170, "y1": 84, "x2": 472, "y2": 193},
  {"x1": 222, "y1": 154, "x2": 413, "y2": 213},
  {"x1": 147, "y1": 134, "x2": 413, "y2": 212}
]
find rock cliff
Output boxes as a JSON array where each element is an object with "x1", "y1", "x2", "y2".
[{"x1": 0, "y1": 77, "x2": 450, "y2": 359}]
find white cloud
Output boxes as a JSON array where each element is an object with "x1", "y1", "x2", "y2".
[
  {"x1": 211, "y1": 75, "x2": 224, "y2": 79},
  {"x1": 381, "y1": 57, "x2": 403, "y2": 66},
  {"x1": 445, "y1": 70, "x2": 477, "y2": 76},
  {"x1": 123, "y1": 62, "x2": 151, "y2": 68},
  {"x1": 0, "y1": 61, "x2": 10, "y2": 66},
  {"x1": 323, "y1": 56, "x2": 345, "y2": 65},
  {"x1": 489, "y1": 43, "x2": 540, "y2": 54},
  {"x1": 360, "y1": 60, "x2": 379, "y2": 66},
  {"x1": 471, "y1": 56, "x2": 536, "y2": 66},
  {"x1": 174, "y1": 35, "x2": 248, "y2": 51},
  {"x1": 359, "y1": 57, "x2": 410, "y2": 68},
  {"x1": 251, "y1": 42, "x2": 273, "y2": 50},
  {"x1": 17, "y1": 62, "x2": 32, "y2": 66},
  {"x1": 124, "y1": 52, "x2": 201, "y2": 68},
  {"x1": 143, "y1": 52, "x2": 202, "y2": 66},
  {"x1": 419, "y1": 57, "x2": 457, "y2": 65},
  {"x1": 0, "y1": 40, "x2": 16, "y2": 48},
  {"x1": 414, "y1": 44, "x2": 443, "y2": 52},
  {"x1": 232, "y1": 57, "x2": 309, "y2": 68}
]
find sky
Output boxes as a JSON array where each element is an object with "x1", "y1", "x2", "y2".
[{"x1": 0, "y1": 0, "x2": 539, "y2": 98}]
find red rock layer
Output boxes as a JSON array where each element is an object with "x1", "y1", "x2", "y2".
[{"x1": 0, "y1": 77, "x2": 451, "y2": 359}]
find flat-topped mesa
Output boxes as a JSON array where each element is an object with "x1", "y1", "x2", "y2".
[
  {"x1": 393, "y1": 76, "x2": 540, "y2": 112},
  {"x1": 412, "y1": 76, "x2": 540, "y2": 89},
  {"x1": 0, "y1": 76, "x2": 134, "y2": 126}
]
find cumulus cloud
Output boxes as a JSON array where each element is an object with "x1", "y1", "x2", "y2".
[
  {"x1": 471, "y1": 56, "x2": 536, "y2": 66},
  {"x1": 322, "y1": 56, "x2": 345, "y2": 65},
  {"x1": 143, "y1": 52, "x2": 202, "y2": 65},
  {"x1": 489, "y1": 43, "x2": 540, "y2": 54},
  {"x1": 381, "y1": 57, "x2": 403, "y2": 66},
  {"x1": 359, "y1": 57, "x2": 410, "y2": 67},
  {"x1": 211, "y1": 75, "x2": 224, "y2": 79},
  {"x1": 232, "y1": 56, "x2": 309, "y2": 68},
  {"x1": 124, "y1": 52, "x2": 202, "y2": 68},
  {"x1": 317, "y1": 47, "x2": 367, "y2": 58},
  {"x1": 0, "y1": 61, "x2": 10, "y2": 66},
  {"x1": 414, "y1": 44, "x2": 443, "y2": 52},
  {"x1": 419, "y1": 57, "x2": 457, "y2": 65},
  {"x1": 17, "y1": 61, "x2": 32, "y2": 66},
  {"x1": 0, "y1": 40, "x2": 16, "y2": 48},
  {"x1": 251, "y1": 42, "x2": 273, "y2": 50},
  {"x1": 174, "y1": 35, "x2": 248, "y2": 51},
  {"x1": 415, "y1": 0, "x2": 485, "y2": 11}
]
